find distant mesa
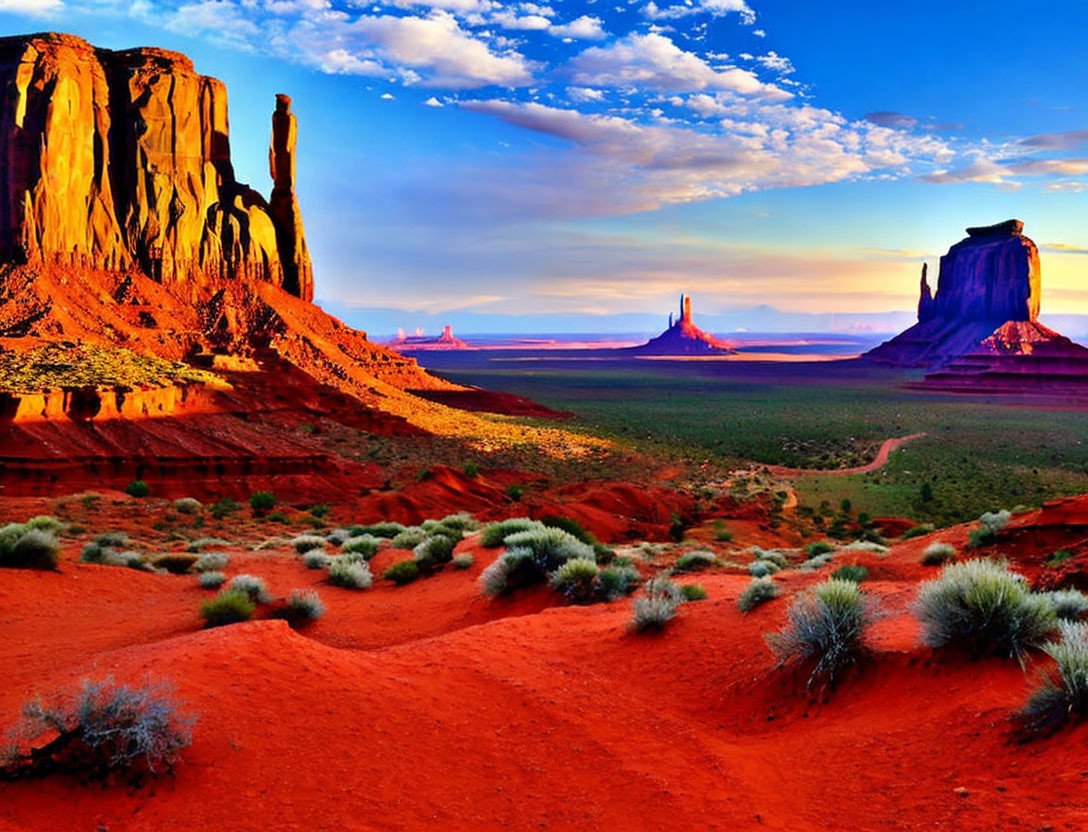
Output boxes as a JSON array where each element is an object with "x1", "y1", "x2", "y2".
[
  {"x1": 390, "y1": 325, "x2": 470, "y2": 351},
  {"x1": 867, "y1": 219, "x2": 1088, "y2": 392},
  {"x1": 627, "y1": 294, "x2": 735, "y2": 356}
]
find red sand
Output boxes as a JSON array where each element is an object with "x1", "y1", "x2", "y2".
[{"x1": 2, "y1": 497, "x2": 1088, "y2": 830}]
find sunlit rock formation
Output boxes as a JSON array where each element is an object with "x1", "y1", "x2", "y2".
[
  {"x1": 868, "y1": 220, "x2": 1088, "y2": 391},
  {"x1": 0, "y1": 32, "x2": 312, "y2": 300},
  {"x1": 627, "y1": 294, "x2": 735, "y2": 356},
  {"x1": 390, "y1": 325, "x2": 470, "y2": 351}
]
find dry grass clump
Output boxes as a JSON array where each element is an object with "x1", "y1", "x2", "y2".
[
  {"x1": 200, "y1": 590, "x2": 255, "y2": 627},
  {"x1": 920, "y1": 542, "x2": 956, "y2": 566},
  {"x1": 1018, "y1": 621, "x2": 1088, "y2": 737},
  {"x1": 738, "y1": 577, "x2": 779, "y2": 613},
  {"x1": 327, "y1": 559, "x2": 372, "y2": 590},
  {"x1": 0, "y1": 523, "x2": 61, "y2": 570}
]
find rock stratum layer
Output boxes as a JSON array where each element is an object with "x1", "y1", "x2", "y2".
[
  {"x1": 867, "y1": 220, "x2": 1088, "y2": 373},
  {"x1": 0, "y1": 32, "x2": 312, "y2": 299}
]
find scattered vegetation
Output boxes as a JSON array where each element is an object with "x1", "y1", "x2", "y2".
[
  {"x1": 806, "y1": 541, "x2": 835, "y2": 557},
  {"x1": 208, "y1": 499, "x2": 240, "y2": 520},
  {"x1": 901, "y1": 524, "x2": 934, "y2": 540},
  {"x1": 391, "y1": 527, "x2": 428, "y2": 549},
  {"x1": 413, "y1": 535, "x2": 457, "y2": 568},
  {"x1": 193, "y1": 552, "x2": 229, "y2": 572},
  {"x1": 738, "y1": 577, "x2": 779, "y2": 613},
  {"x1": 198, "y1": 571, "x2": 227, "y2": 589},
  {"x1": 0, "y1": 678, "x2": 194, "y2": 783},
  {"x1": 628, "y1": 576, "x2": 685, "y2": 633},
  {"x1": 327, "y1": 559, "x2": 373, "y2": 590},
  {"x1": 384, "y1": 559, "x2": 421, "y2": 585},
  {"x1": 342, "y1": 536, "x2": 382, "y2": 559},
  {"x1": 227, "y1": 574, "x2": 270, "y2": 603},
  {"x1": 766, "y1": 578, "x2": 872, "y2": 688},
  {"x1": 150, "y1": 554, "x2": 199, "y2": 575},
  {"x1": 967, "y1": 510, "x2": 1011, "y2": 548},
  {"x1": 479, "y1": 518, "x2": 542, "y2": 547},
  {"x1": 271, "y1": 589, "x2": 325, "y2": 627},
  {"x1": 452, "y1": 553, "x2": 474, "y2": 570},
  {"x1": 914, "y1": 559, "x2": 1056, "y2": 661},
  {"x1": 1018, "y1": 621, "x2": 1088, "y2": 737},
  {"x1": 548, "y1": 557, "x2": 600, "y2": 604},
  {"x1": 302, "y1": 550, "x2": 332, "y2": 570},
  {"x1": 291, "y1": 535, "x2": 327, "y2": 554},
  {"x1": 186, "y1": 538, "x2": 229, "y2": 553},
  {"x1": 349, "y1": 522, "x2": 405, "y2": 539},
  {"x1": 680, "y1": 584, "x2": 707, "y2": 602},
  {"x1": 0, "y1": 522, "x2": 61, "y2": 570},
  {"x1": 200, "y1": 590, "x2": 256, "y2": 627},
  {"x1": 1043, "y1": 589, "x2": 1088, "y2": 621},
  {"x1": 674, "y1": 550, "x2": 716, "y2": 573},
  {"x1": 125, "y1": 480, "x2": 150, "y2": 499},
  {"x1": 249, "y1": 491, "x2": 276, "y2": 515},
  {"x1": 830, "y1": 564, "x2": 869, "y2": 584},
  {"x1": 921, "y1": 542, "x2": 957, "y2": 566}
]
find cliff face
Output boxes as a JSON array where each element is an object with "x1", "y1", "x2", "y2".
[{"x1": 0, "y1": 32, "x2": 312, "y2": 300}]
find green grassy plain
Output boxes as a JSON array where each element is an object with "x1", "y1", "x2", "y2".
[{"x1": 415, "y1": 351, "x2": 1088, "y2": 526}]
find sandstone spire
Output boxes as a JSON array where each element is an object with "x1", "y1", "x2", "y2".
[{"x1": 269, "y1": 94, "x2": 313, "y2": 301}]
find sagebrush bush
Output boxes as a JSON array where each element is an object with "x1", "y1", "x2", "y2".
[
  {"x1": 342, "y1": 536, "x2": 381, "y2": 559},
  {"x1": 753, "y1": 548, "x2": 790, "y2": 570},
  {"x1": 680, "y1": 584, "x2": 708, "y2": 602},
  {"x1": 384, "y1": 559, "x2": 421, "y2": 585},
  {"x1": 0, "y1": 526, "x2": 61, "y2": 570},
  {"x1": 208, "y1": 498, "x2": 239, "y2": 519},
  {"x1": 249, "y1": 491, "x2": 276, "y2": 513},
  {"x1": 349, "y1": 522, "x2": 405, "y2": 539},
  {"x1": 24, "y1": 515, "x2": 64, "y2": 534},
  {"x1": 595, "y1": 562, "x2": 641, "y2": 601},
  {"x1": 227, "y1": 574, "x2": 270, "y2": 603},
  {"x1": 831, "y1": 564, "x2": 869, "y2": 583},
  {"x1": 291, "y1": 535, "x2": 327, "y2": 554},
  {"x1": 151, "y1": 554, "x2": 199, "y2": 575},
  {"x1": 327, "y1": 558, "x2": 372, "y2": 589},
  {"x1": 806, "y1": 541, "x2": 835, "y2": 557},
  {"x1": 841, "y1": 540, "x2": 888, "y2": 554},
  {"x1": 1044, "y1": 589, "x2": 1088, "y2": 621},
  {"x1": 200, "y1": 590, "x2": 255, "y2": 627},
  {"x1": 185, "y1": 537, "x2": 229, "y2": 553},
  {"x1": 198, "y1": 571, "x2": 227, "y2": 589},
  {"x1": 921, "y1": 542, "x2": 956, "y2": 566},
  {"x1": 749, "y1": 559, "x2": 780, "y2": 578},
  {"x1": 505, "y1": 526, "x2": 595, "y2": 570},
  {"x1": 434, "y1": 513, "x2": 478, "y2": 532},
  {"x1": 272, "y1": 589, "x2": 324, "y2": 626},
  {"x1": 1, "y1": 678, "x2": 193, "y2": 782},
  {"x1": 1018, "y1": 621, "x2": 1088, "y2": 737},
  {"x1": 452, "y1": 553, "x2": 474, "y2": 569},
  {"x1": 413, "y1": 534, "x2": 458, "y2": 568},
  {"x1": 674, "y1": 550, "x2": 716, "y2": 573},
  {"x1": 125, "y1": 480, "x2": 150, "y2": 498},
  {"x1": 737, "y1": 577, "x2": 779, "y2": 613},
  {"x1": 968, "y1": 509, "x2": 1011, "y2": 547},
  {"x1": 914, "y1": 559, "x2": 1056, "y2": 661},
  {"x1": 799, "y1": 553, "x2": 834, "y2": 571},
  {"x1": 391, "y1": 527, "x2": 428, "y2": 549},
  {"x1": 629, "y1": 580, "x2": 682, "y2": 632},
  {"x1": 479, "y1": 518, "x2": 544, "y2": 547},
  {"x1": 766, "y1": 578, "x2": 872, "y2": 687},
  {"x1": 901, "y1": 524, "x2": 934, "y2": 540},
  {"x1": 302, "y1": 550, "x2": 332, "y2": 570},
  {"x1": 173, "y1": 498, "x2": 202, "y2": 515},
  {"x1": 548, "y1": 557, "x2": 600, "y2": 604},
  {"x1": 95, "y1": 531, "x2": 129, "y2": 548},
  {"x1": 478, "y1": 549, "x2": 530, "y2": 597},
  {"x1": 193, "y1": 552, "x2": 229, "y2": 572},
  {"x1": 95, "y1": 549, "x2": 150, "y2": 571}
]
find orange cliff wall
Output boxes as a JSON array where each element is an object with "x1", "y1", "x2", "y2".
[{"x1": 0, "y1": 32, "x2": 313, "y2": 301}]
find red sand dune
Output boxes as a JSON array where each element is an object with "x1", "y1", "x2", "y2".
[{"x1": 3, "y1": 501, "x2": 1088, "y2": 830}]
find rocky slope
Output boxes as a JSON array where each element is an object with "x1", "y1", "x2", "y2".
[{"x1": 867, "y1": 220, "x2": 1088, "y2": 380}]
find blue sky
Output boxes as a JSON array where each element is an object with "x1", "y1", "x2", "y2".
[{"x1": 2, "y1": 0, "x2": 1087, "y2": 333}]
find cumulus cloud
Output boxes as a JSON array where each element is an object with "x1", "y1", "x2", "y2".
[
  {"x1": 567, "y1": 86, "x2": 606, "y2": 102},
  {"x1": 548, "y1": 14, "x2": 606, "y2": 39},
  {"x1": 755, "y1": 51, "x2": 793, "y2": 75},
  {"x1": 566, "y1": 33, "x2": 790, "y2": 98},
  {"x1": 922, "y1": 156, "x2": 1088, "y2": 185},
  {"x1": 642, "y1": 0, "x2": 755, "y2": 23}
]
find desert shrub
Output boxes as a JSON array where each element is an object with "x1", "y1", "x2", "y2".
[
  {"x1": 629, "y1": 596, "x2": 679, "y2": 632},
  {"x1": 806, "y1": 541, "x2": 835, "y2": 557},
  {"x1": 249, "y1": 491, "x2": 276, "y2": 514},
  {"x1": 753, "y1": 548, "x2": 790, "y2": 569},
  {"x1": 83, "y1": 544, "x2": 150, "y2": 571},
  {"x1": 0, "y1": 526, "x2": 61, "y2": 570},
  {"x1": 901, "y1": 524, "x2": 935, "y2": 540},
  {"x1": 271, "y1": 589, "x2": 325, "y2": 626},
  {"x1": 391, "y1": 527, "x2": 427, "y2": 549},
  {"x1": 125, "y1": 480, "x2": 150, "y2": 498},
  {"x1": 463, "y1": 461, "x2": 479, "y2": 478},
  {"x1": 479, "y1": 518, "x2": 544, "y2": 547},
  {"x1": 674, "y1": 550, "x2": 716, "y2": 573},
  {"x1": 504, "y1": 527, "x2": 595, "y2": 571},
  {"x1": 831, "y1": 564, "x2": 869, "y2": 584},
  {"x1": 549, "y1": 557, "x2": 600, "y2": 604},
  {"x1": 1044, "y1": 589, "x2": 1088, "y2": 621},
  {"x1": 921, "y1": 542, "x2": 957, "y2": 566},
  {"x1": 193, "y1": 552, "x2": 229, "y2": 572},
  {"x1": 713, "y1": 520, "x2": 733, "y2": 542},
  {"x1": 478, "y1": 549, "x2": 528, "y2": 597},
  {"x1": 302, "y1": 550, "x2": 332, "y2": 570},
  {"x1": 452, "y1": 553, "x2": 474, "y2": 569},
  {"x1": 342, "y1": 536, "x2": 382, "y2": 559},
  {"x1": 208, "y1": 498, "x2": 240, "y2": 519},
  {"x1": 968, "y1": 509, "x2": 1011, "y2": 548},
  {"x1": 435, "y1": 513, "x2": 478, "y2": 533},
  {"x1": 96, "y1": 531, "x2": 129, "y2": 548},
  {"x1": 766, "y1": 578, "x2": 872, "y2": 687},
  {"x1": 198, "y1": 571, "x2": 227, "y2": 589},
  {"x1": 914, "y1": 559, "x2": 1056, "y2": 661},
  {"x1": 291, "y1": 534, "x2": 327, "y2": 554},
  {"x1": 325, "y1": 528, "x2": 352, "y2": 547},
  {"x1": 680, "y1": 584, "x2": 708, "y2": 602},
  {"x1": 505, "y1": 484, "x2": 523, "y2": 501},
  {"x1": 384, "y1": 559, "x2": 421, "y2": 585},
  {"x1": 842, "y1": 540, "x2": 888, "y2": 554},
  {"x1": 227, "y1": 574, "x2": 270, "y2": 603},
  {"x1": 200, "y1": 590, "x2": 255, "y2": 627},
  {"x1": 1018, "y1": 621, "x2": 1088, "y2": 737},
  {"x1": 327, "y1": 558, "x2": 372, "y2": 590},
  {"x1": 349, "y1": 522, "x2": 405, "y2": 539},
  {"x1": 595, "y1": 562, "x2": 642, "y2": 601},
  {"x1": 265, "y1": 511, "x2": 290, "y2": 525},
  {"x1": 799, "y1": 553, "x2": 834, "y2": 571},
  {"x1": 1, "y1": 678, "x2": 193, "y2": 782},
  {"x1": 738, "y1": 577, "x2": 779, "y2": 613},
  {"x1": 413, "y1": 534, "x2": 458, "y2": 568},
  {"x1": 1047, "y1": 549, "x2": 1075, "y2": 567},
  {"x1": 749, "y1": 559, "x2": 780, "y2": 578},
  {"x1": 151, "y1": 554, "x2": 199, "y2": 575},
  {"x1": 173, "y1": 498, "x2": 202, "y2": 515},
  {"x1": 185, "y1": 537, "x2": 229, "y2": 553},
  {"x1": 24, "y1": 515, "x2": 64, "y2": 534},
  {"x1": 309, "y1": 503, "x2": 330, "y2": 518}
]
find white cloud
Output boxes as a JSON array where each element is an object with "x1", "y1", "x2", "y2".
[
  {"x1": 381, "y1": 92, "x2": 396, "y2": 100},
  {"x1": 389, "y1": 0, "x2": 497, "y2": 13},
  {"x1": 548, "y1": 14, "x2": 606, "y2": 39},
  {"x1": 642, "y1": 0, "x2": 754, "y2": 23},
  {"x1": 922, "y1": 157, "x2": 1088, "y2": 185},
  {"x1": 567, "y1": 86, "x2": 605, "y2": 102},
  {"x1": 566, "y1": 33, "x2": 790, "y2": 98},
  {"x1": 0, "y1": 0, "x2": 62, "y2": 15},
  {"x1": 423, "y1": 96, "x2": 445, "y2": 106},
  {"x1": 756, "y1": 51, "x2": 793, "y2": 75},
  {"x1": 488, "y1": 9, "x2": 551, "y2": 29}
]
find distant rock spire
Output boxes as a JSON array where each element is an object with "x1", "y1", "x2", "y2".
[
  {"x1": 681, "y1": 293, "x2": 692, "y2": 324},
  {"x1": 917, "y1": 262, "x2": 936, "y2": 322}
]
